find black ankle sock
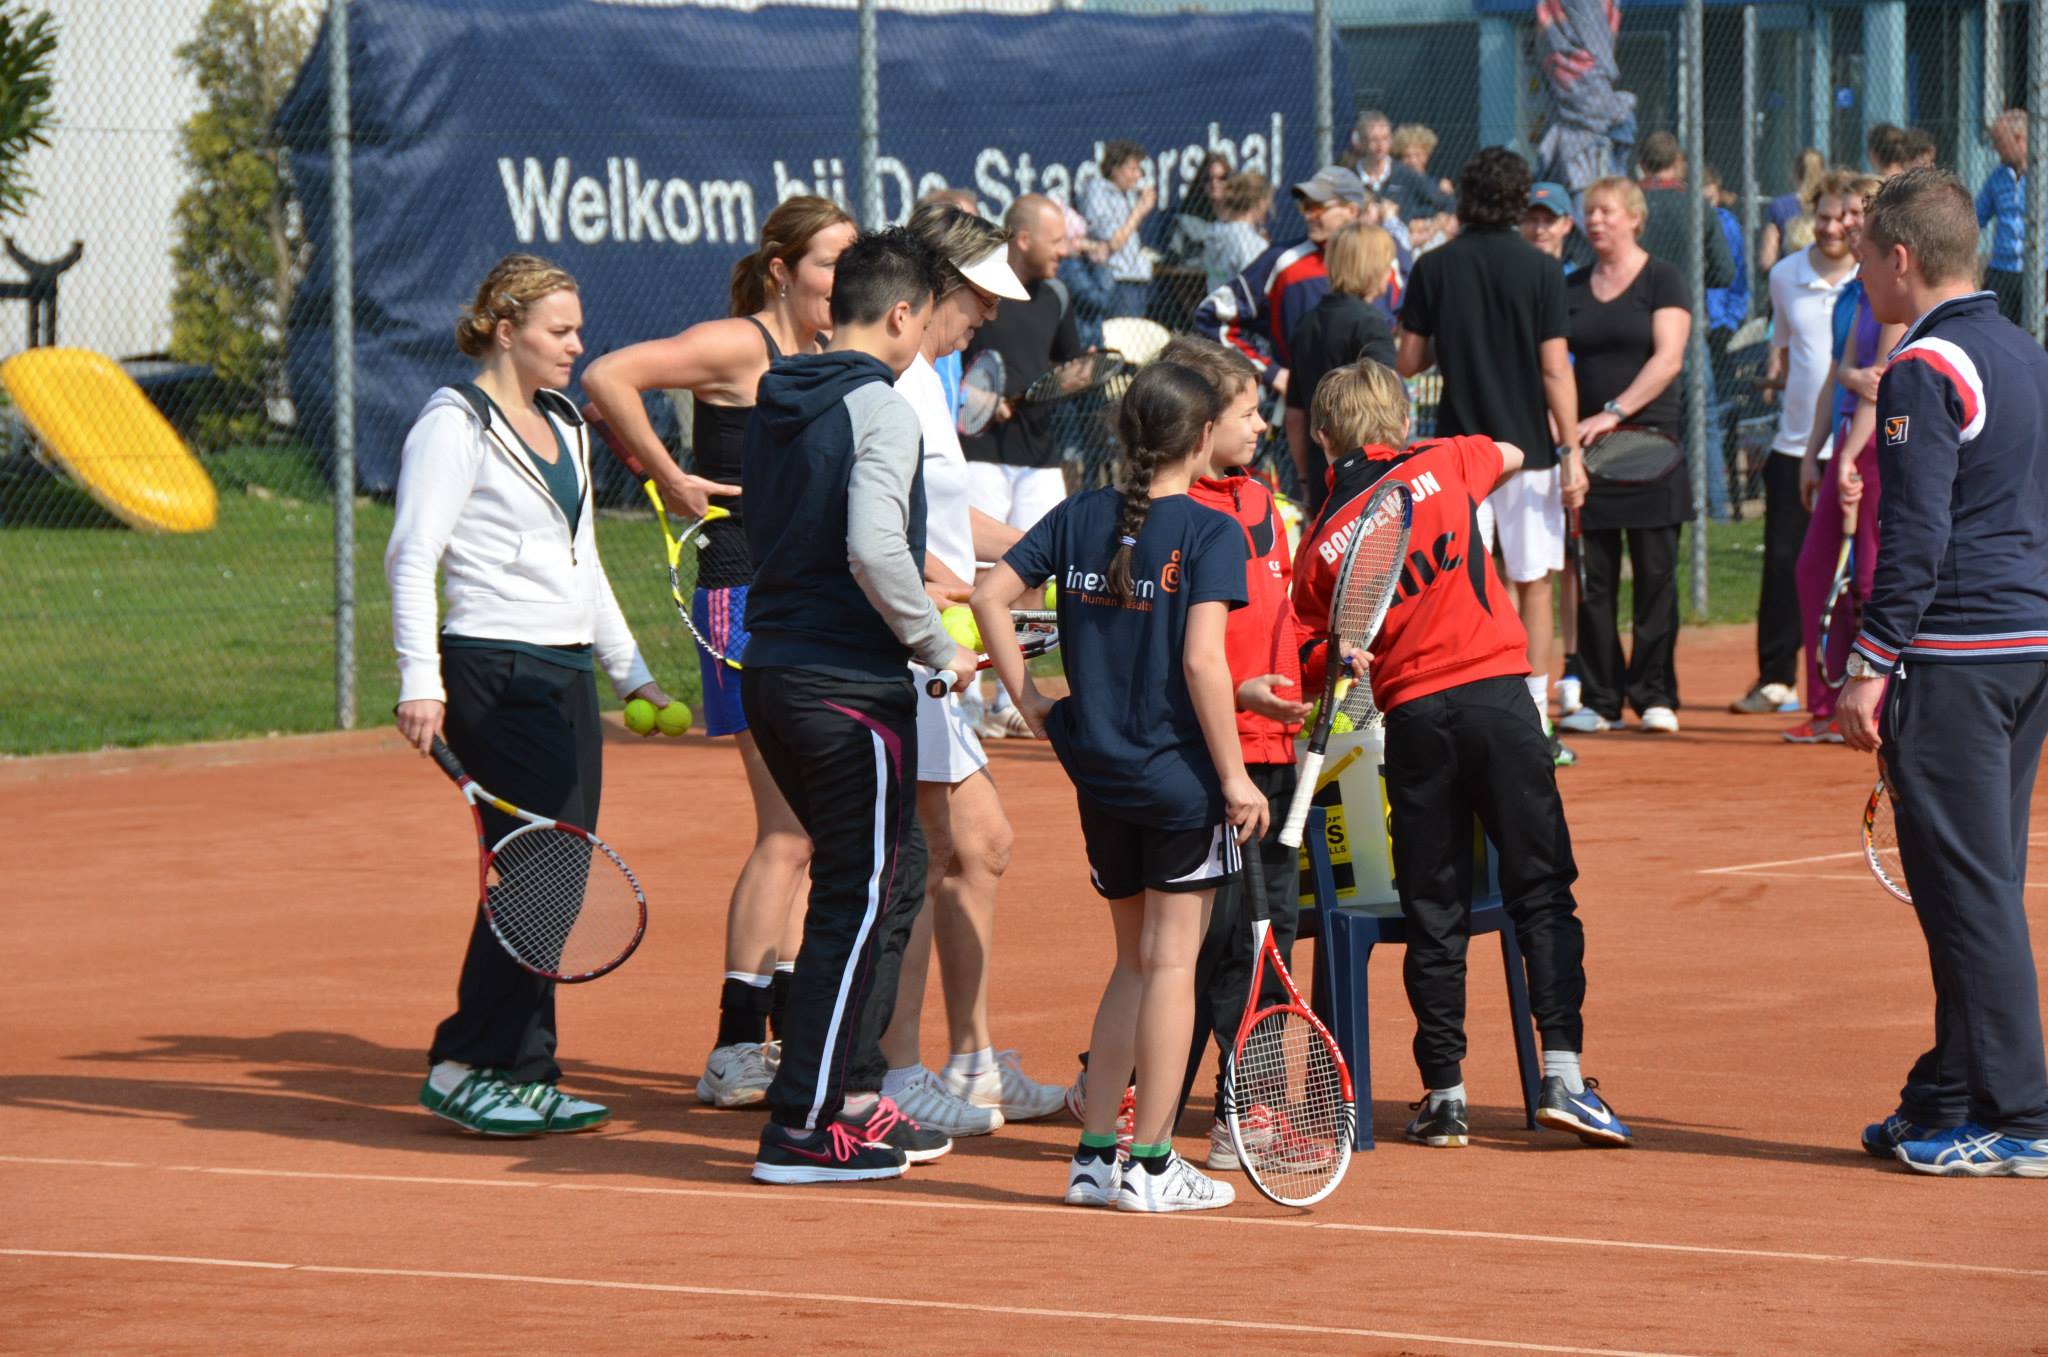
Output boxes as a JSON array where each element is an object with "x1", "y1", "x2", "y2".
[
  {"x1": 769, "y1": 969, "x2": 793, "y2": 1039},
  {"x1": 716, "y1": 977, "x2": 772, "y2": 1048},
  {"x1": 1075, "y1": 1140, "x2": 1116, "y2": 1165}
]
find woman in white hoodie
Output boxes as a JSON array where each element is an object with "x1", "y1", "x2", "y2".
[{"x1": 387, "y1": 253, "x2": 674, "y2": 1137}]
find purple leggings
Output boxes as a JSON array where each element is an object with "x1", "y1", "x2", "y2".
[{"x1": 1794, "y1": 429, "x2": 1882, "y2": 719}]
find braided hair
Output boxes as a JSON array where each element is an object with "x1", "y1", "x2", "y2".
[{"x1": 1106, "y1": 361, "x2": 1224, "y2": 604}]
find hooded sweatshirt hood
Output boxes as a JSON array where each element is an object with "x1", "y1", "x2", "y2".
[{"x1": 755, "y1": 350, "x2": 897, "y2": 442}]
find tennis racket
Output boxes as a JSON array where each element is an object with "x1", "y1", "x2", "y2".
[
  {"x1": 581, "y1": 402, "x2": 738, "y2": 669},
  {"x1": 1278, "y1": 478, "x2": 1414, "y2": 848},
  {"x1": 957, "y1": 349, "x2": 1006, "y2": 437},
  {"x1": 1816, "y1": 499, "x2": 1859, "y2": 690},
  {"x1": 1582, "y1": 426, "x2": 1684, "y2": 485},
  {"x1": 1864, "y1": 762, "x2": 1910, "y2": 904},
  {"x1": 1222, "y1": 853, "x2": 1355, "y2": 1207},
  {"x1": 923, "y1": 611, "x2": 1059, "y2": 698},
  {"x1": 427, "y1": 737, "x2": 647, "y2": 983},
  {"x1": 1017, "y1": 350, "x2": 1129, "y2": 407}
]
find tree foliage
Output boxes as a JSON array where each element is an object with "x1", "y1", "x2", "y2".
[
  {"x1": 0, "y1": 4, "x2": 57, "y2": 223},
  {"x1": 168, "y1": 0, "x2": 313, "y2": 447}
]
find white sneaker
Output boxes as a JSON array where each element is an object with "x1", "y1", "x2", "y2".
[
  {"x1": 1117, "y1": 1151, "x2": 1236, "y2": 1212},
  {"x1": 1063, "y1": 1150, "x2": 1121, "y2": 1206},
  {"x1": 887, "y1": 1066, "x2": 1004, "y2": 1137},
  {"x1": 1639, "y1": 706, "x2": 1680, "y2": 734},
  {"x1": 695, "y1": 1042, "x2": 772, "y2": 1108},
  {"x1": 943, "y1": 1049, "x2": 1067, "y2": 1121},
  {"x1": 1206, "y1": 1118, "x2": 1240, "y2": 1172},
  {"x1": 1557, "y1": 707, "x2": 1610, "y2": 734},
  {"x1": 978, "y1": 706, "x2": 1031, "y2": 740},
  {"x1": 1554, "y1": 675, "x2": 1583, "y2": 715},
  {"x1": 762, "y1": 1039, "x2": 781, "y2": 1075}
]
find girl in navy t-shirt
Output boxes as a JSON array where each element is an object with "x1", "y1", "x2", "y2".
[{"x1": 971, "y1": 361, "x2": 1265, "y2": 1214}]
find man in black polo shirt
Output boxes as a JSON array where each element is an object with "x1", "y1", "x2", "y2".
[{"x1": 1397, "y1": 147, "x2": 1584, "y2": 763}]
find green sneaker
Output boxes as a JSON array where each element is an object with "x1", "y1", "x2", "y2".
[
  {"x1": 418, "y1": 1068, "x2": 547, "y2": 1136},
  {"x1": 1545, "y1": 721, "x2": 1577, "y2": 768},
  {"x1": 507, "y1": 1080, "x2": 611, "y2": 1133}
]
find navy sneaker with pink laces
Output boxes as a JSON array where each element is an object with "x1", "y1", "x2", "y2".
[{"x1": 753, "y1": 1120, "x2": 908, "y2": 1185}]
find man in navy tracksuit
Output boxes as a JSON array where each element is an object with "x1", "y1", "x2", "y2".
[
  {"x1": 1836, "y1": 169, "x2": 2048, "y2": 1178},
  {"x1": 739, "y1": 229, "x2": 979, "y2": 1185}
]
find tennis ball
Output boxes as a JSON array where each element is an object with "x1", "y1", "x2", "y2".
[
  {"x1": 1330, "y1": 711, "x2": 1355, "y2": 735},
  {"x1": 623, "y1": 698, "x2": 658, "y2": 736},
  {"x1": 1043, "y1": 582, "x2": 1058, "y2": 609},
  {"x1": 941, "y1": 604, "x2": 982, "y2": 652},
  {"x1": 655, "y1": 702, "x2": 694, "y2": 737}
]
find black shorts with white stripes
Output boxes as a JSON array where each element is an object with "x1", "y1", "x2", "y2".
[{"x1": 1075, "y1": 795, "x2": 1240, "y2": 900}]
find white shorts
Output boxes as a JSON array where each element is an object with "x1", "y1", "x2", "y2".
[
  {"x1": 1484, "y1": 465, "x2": 1566, "y2": 584},
  {"x1": 965, "y1": 462, "x2": 1067, "y2": 532},
  {"x1": 914, "y1": 679, "x2": 989, "y2": 784}
]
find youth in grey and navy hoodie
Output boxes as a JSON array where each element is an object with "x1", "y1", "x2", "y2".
[
  {"x1": 1853, "y1": 291, "x2": 2048, "y2": 674},
  {"x1": 741, "y1": 350, "x2": 956, "y2": 680}
]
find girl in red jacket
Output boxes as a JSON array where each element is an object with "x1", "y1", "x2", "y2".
[{"x1": 1157, "y1": 336, "x2": 1315, "y2": 1171}]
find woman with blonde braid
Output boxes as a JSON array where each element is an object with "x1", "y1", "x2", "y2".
[
  {"x1": 970, "y1": 362, "x2": 1268, "y2": 1213},
  {"x1": 582, "y1": 196, "x2": 856, "y2": 1107}
]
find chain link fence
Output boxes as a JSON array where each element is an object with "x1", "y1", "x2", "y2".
[{"x1": 2, "y1": 0, "x2": 2045, "y2": 754}]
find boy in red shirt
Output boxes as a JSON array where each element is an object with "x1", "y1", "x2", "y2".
[
  {"x1": 1295, "y1": 359, "x2": 1631, "y2": 1149},
  {"x1": 1159, "y1": 336, "x2": 1314, "y2": 1169}
]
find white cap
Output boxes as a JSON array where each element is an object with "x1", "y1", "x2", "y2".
[{"x1": 958, "y1": 244, "x2": 1029, "y2": 301}]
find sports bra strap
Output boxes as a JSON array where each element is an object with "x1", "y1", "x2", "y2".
[{"x1": 743, "y1": 314, "x2": 783, "y2": 362}]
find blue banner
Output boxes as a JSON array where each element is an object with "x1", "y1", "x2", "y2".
[{"x1": 281, "y1": 0, "x2": 1349, "y2": 489}]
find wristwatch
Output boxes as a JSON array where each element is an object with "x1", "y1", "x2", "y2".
[
  {"x1": 1845, "y1": 652, "x2": 1881, "y2": 680},
  {"x1": 1602, "y1": 400, "x2": 1627, "y2": 420}
]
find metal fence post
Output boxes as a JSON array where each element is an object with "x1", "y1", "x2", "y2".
[
  {"x1": 1741, "y1": 6, "x2": 1758, "y2": 303},
  {"x1": 1313, "y1": 0, "x2": 1332, "y2": 169},
  {"x1": 1984, "y1": 0, "x2": 2003, "y2": 128},
  {"x1": 329, "y1": 0, "x2": 357, "y2": 729},
  {"x1": 2029, "y1": 0, "x2": 2046, "y2": 346},
  {"x1": 1685, "y1": 0, "x2": 1709, "y2": 617},
  {"x1": 857, "y1": 0, "x2": 881, "y2": 227}
]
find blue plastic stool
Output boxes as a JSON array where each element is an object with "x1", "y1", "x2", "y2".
[{"x1": 1299, "y1": 806, "x2": 1541, "y2": 1149}]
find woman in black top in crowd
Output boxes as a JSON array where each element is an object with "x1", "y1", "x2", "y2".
[
  {"x1": 581, "y1": 194, "x2": 857, "y2": 1107},
  {"x1": 1555, "y1": 176, "x2": 1693, "y2": 736},
  {"x1": 1285, "y1": 222, "x2": 1398, "y2": 506}
]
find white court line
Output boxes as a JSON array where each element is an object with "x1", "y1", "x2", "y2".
[
  {"x1": 5, "y1": 1155, "x2": 2046, "y2": 1283},
  {"x1": 1703, "y1": 832, "x2": 2048, "y2": 876},
  {"x1": 1709, "y1": 870, "x2": 2048, "y2": 887},
  {"x1": 0, "y1": 1246, "x2": 1703, "y2": 1357}
]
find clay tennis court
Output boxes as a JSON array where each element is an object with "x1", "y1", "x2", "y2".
[{"x1": 6, "y1": 624, "x2": 2045, "y2": 1355}]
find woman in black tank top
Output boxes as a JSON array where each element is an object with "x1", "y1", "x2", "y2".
[{"x1": 581, "y1": 196, "x2": 857, "y2": 1102}]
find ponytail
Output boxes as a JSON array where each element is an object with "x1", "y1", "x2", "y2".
[{"x1": 1107, "y1": 361, "x2": 1223, "y2": 603}]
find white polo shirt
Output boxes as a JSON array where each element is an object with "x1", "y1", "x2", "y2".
[
  {"x1": 1767, "y1": 247, "x2": 1857, "y2": 457},
  {"x1": 898, "y1": 353, "x2": 976, "y2": 582}
]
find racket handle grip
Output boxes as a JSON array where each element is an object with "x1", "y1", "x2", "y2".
[
  {"x1": 428, "y1": 736, "x2": 467, "y2": 783},
  {"x1": 1278, "y1": 750, "x2": 1325, "y2": 848},
  {"x1": 925, "y1": 670, "x2": 958, "y2": 699}
]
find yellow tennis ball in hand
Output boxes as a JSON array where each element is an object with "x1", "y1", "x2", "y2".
[
  {"x1": 656, "y1": 702, "x2": 693, "y2": 737},
  {"x1": 941, "y1": 604, "x2": 982, "y2": 652},
  {"x1": 623, "y1": 698, "x2": 658, "y2": 736},
  {"x1": 1043, "y1": 582, "x2": 1057, "y2": 609}
]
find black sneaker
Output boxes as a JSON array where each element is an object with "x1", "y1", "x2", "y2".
[
  {"x1": 753, "y1": 1120, "x2": 908, "y2": 1184},
  {"x1": 1405, "y1": 1094, "x2": 1469, "y2": 1147},
  {"x1": 838, "y1": 1095, "x2": 953, "y2": 1164}
]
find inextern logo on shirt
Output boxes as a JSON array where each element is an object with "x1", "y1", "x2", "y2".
[{"x1": 1885, "y1": 416, "x2": 1910, "y2": 446}]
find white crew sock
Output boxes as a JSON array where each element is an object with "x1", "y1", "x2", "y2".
[
  {"x1": 1525, "y1": 674, "x2": 1549, "y2": 723},
  {"x1": 1427, "y1": 1082, "x2": 1467, "y2": 1110},
  {"x1": 428, "y1": 1060, "x2": 472, "y2": 1096},
  {"x1": 1542, "y1": 1049, "x2": 1585, "y2": 1093},
  {"x1": 946, "y1": 1046, "x2": 996, "y2": 1080},
  {"x1": 841, "y1": 1091, "x2": 879, "y2": 1116},
  {"x1": 881, "y1": 1064, "x2": 924, "y2": 1099}
]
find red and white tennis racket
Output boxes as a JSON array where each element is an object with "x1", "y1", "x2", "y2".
[
  {"x1": 923, "y1": 610, "x2": 1059, "y2": 698},
  {"x1": 428, "y1": 738, "x2": 647, "y2": 982},
  {"x1": 1864, "y1": 762, "x2": 1910, "y2": 904},
  {"x1": 1223, "y1": 854, "x2": 1355, "y2": 1207}
]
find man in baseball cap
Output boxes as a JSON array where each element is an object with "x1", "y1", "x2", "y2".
[{"x1": 1291, "y1": 165, "x2": 1368, "y2": 209}]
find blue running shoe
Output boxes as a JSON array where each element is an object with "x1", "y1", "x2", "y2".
[
  {"x1": 1535, "y1": 1075, "x2": 1633, "y2": 1146},
  {"x1": 1894, "y1": 1124, "x2": 2048, "y2": 1178},
  {"x1": 1860, "y1": 1112, "x2": 1937, "y2": 1159}
]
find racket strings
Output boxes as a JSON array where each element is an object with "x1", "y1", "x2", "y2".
[
  {"x1": 487, "y1": 828, "x2": 644, "y2": 979},
  {"x1": 1865, "y1": 784, "x2": 1909, "y2": 901},
  {"x1": 1228, "y1": 1008, "x2": 1349, "y2": 1203}
]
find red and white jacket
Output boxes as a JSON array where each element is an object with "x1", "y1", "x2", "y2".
[{"x1": 1189, "y1": 470, "x2": 1303, "y2": 764}]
